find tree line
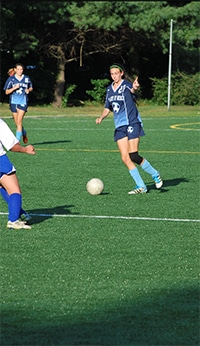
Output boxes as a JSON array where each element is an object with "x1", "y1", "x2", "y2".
[{"x1": 1, "y1": 1, "x2": 199, "y2": 106}]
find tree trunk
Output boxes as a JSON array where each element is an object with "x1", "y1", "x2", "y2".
[{"x1": 52, "y1": 59, "x2": 65, "y2": 108}]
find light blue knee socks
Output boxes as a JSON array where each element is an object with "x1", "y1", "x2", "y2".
[
  {"x1": 129, "y1": 167, "x2": 146, "y2": 188},
  {"x1": 141, "y1": 159, "x2": 158, "y2": 178}
]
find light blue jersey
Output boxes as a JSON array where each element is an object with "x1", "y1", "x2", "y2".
[
  {"x1": 104, "y1": 79, "x2": 143, "y2": 129},
  {"x1": 3, "y1": 74, "x2": 33, "y2": 106}
]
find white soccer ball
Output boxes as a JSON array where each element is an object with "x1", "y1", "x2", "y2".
[{"x1": 86, "y1": 178, "x2": 104, "y2": 195}]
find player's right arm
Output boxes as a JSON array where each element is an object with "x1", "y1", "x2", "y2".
[
  {"x1": 5, "y1": 83, "x2": 20, "y2": 95},
  {"x1": 4, "y1": 78, "x2": 20, "y2": 95},
  {"x1": 11, "y1": 143, "x2": 36, "y2": 155},
  {"x1": 0, "y1": 119, "x2": 35, "y2": 155},
  {"x1": 96, "y1": 108, "x2": 110, "y2": 124}
]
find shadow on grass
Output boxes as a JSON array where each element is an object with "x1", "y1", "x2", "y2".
[
  {"x1": 147, "y1": 177, "x2": 189, "y2": 192},
  {"x1": 95, "y1": 191, "x2": 110, "y2": 196},
  {"x1": 32, "y1": 140, "x2": 72, "y2": 146},
  {"x1": 27, "y1": 204, "x2": 78, "y2": 224},
  {"x1": 1, "y1": 286, "x2": 199, "y2": 345}
]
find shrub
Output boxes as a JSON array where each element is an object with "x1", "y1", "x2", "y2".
[
  {"x1": 172, "y1": 72, "x2": 200, "y2": 105},
  {"x1": 151, "y1": 72, "x2": 200, "y2": 105},
  {"x1": 86, "y1": 78, "x2": 110, "y2": 103},
  {"x1": 62, "y1": 84, "x2": 77, "y2": 107},
  {"x1": 150, "y1": 77, "x2": 168, "y2": 105}
]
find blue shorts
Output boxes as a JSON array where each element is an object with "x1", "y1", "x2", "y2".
[
  {"x1": 114, "y1": 123, "x2": 145, "y2": 142},
  {"x1": 0, "y1": 154, "x2": 16, "y2": 179},
  {"x1": 10, "y1": 103, "x2": 28, "y2": 112}
]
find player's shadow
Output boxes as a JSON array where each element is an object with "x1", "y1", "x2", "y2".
[
  {"x1": 147, "y1": 177, "x2": 189, "y2": 193},
  {"x1": 32, "y1": 140, "x2": 72, "y2": 145},
  {"x1": 27, "y1": 204, "x2": 79, "y2": 224}
]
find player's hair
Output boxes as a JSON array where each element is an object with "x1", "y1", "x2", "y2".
[
  {"x1": 15, "y1": 62, "x2": 25, "y2": 70},
  {"x1": 7, "y1": 68, "x2": 15, "y2": 76},
  {"x1": 110, "y1": 63, "x2": 125, "y2": 72}
]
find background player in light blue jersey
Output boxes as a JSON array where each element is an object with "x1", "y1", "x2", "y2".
[
  {"x1": 3, "y1": 63, "x2": 33, "y2": 143},
  {"x1": 96, "y1": 63, "x2": 163, "y2": 194}
]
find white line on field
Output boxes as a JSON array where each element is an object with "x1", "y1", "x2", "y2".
[{"x1": 0, "y1": 212, "x2": 199, "y2": 223}]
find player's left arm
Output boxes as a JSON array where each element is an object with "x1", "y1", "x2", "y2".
[
  {"x1": 25, "y1": 77, "x2": 33, "y2": 94},
  {"x1": 131, "y1": 77, "x2": 140, "y2": 93},
  {"x1": 25, "y1": 86, "x2": 33, "y2": 94}
]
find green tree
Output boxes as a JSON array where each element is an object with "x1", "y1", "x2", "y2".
[
  {"x1": 68, "y1": 1, "x2": 199, "y2": 72},
  {"x1": 1, "y1": 1, "x2": 199, "y2": 105},
  {"x1": 1, "y1": 1, "x2": 124, "y2": 106},
  {"x1": 68, "y1": 1, "x2": 199, "y2": 98},
  {"x1": 1, "y1": 2, "x2": 71, "y2": 106}
]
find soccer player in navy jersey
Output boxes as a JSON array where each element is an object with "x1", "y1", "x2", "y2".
[
  {"x1": 96, "y1": 63, "x2": 163, "y2": 194},
  {"x1": 3, "y1": 63, "x2": 33, "y2": 143}
]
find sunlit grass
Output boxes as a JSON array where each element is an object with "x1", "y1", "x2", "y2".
[
  {"x1": 0, "y1": 102, "x2": 199, "y2": 118},
  {"x1": 0, "y1": 108, "x2": 199, "y2": 345}
]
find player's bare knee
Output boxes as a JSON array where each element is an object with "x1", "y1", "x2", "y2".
[{"x1": 121, "y1": 155, "x2": 130, "y2": 166}]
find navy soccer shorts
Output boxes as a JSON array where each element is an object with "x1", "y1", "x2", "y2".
[
  {"x1": 114, "y1": 123, "x2": 145, "y2": 142},
  {"x1": 10, "y1": 104, "x2": 28, "y2": 112}
]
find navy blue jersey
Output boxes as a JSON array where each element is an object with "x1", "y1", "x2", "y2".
[
  {"x1": 104, "y1": 79, "x2": 143, "y2": 129},
  {"x1": 3, "y1": 74, "x2": 33, "y2": 106}
]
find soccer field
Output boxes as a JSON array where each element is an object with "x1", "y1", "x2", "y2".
[{"x1": 0, "y1": 108, "x2": 199, "y2": 345}]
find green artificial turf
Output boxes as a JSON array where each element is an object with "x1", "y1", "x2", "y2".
[{"x1": 0, "y1": 105, "x2": 199, "y2": 345}]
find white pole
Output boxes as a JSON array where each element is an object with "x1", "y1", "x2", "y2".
[{"x1": 168, "y1": 19, "x2": 173, "y2": 111}]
